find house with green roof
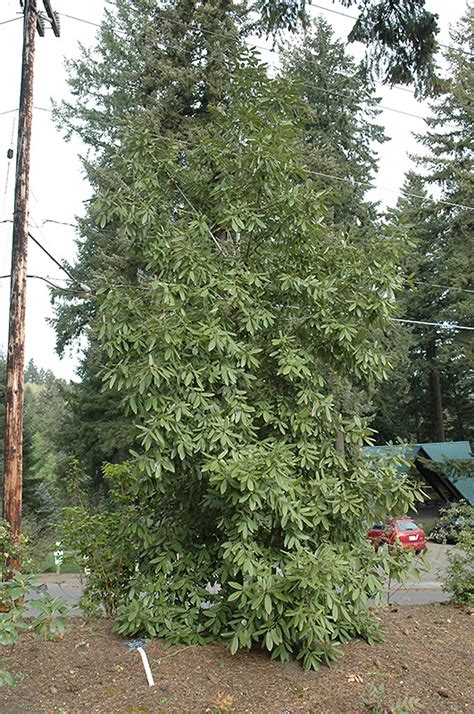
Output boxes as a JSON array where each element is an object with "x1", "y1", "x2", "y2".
[{"x1": 362, "y1": 441, "x2": 474, "y2": 505}]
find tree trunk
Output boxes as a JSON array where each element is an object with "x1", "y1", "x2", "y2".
[
  {"x1": 335, "y1": 431, "x2": 345, "y2": 455},
  {"x1": 426, "y1": 339, "x2": 445, "y2": 443}
]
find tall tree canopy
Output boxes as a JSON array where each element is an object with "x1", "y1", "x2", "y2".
[
  {"x1": 258, "y1": 0, "x2": 439, "y2": 89},
  {"x1": 371, "y1": 10, "x2": 474, "y2": 443},
  {"x1": 280, "y1": 17, "x2": 386, "y2": 235}
]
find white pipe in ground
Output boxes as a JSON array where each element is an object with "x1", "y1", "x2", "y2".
[{"x1": 137, "y1": 646, "x2": 155, "y2": 687}]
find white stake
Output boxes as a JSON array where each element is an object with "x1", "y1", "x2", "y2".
[{"x1": 137, "y1": 646, "x2": 155, "y2": 687}]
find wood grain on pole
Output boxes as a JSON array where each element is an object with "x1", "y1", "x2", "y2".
[{"x1": 3, "y1": 1, "x2": 37, "y2": 546}]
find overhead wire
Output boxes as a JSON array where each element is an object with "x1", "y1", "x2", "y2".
[
  {"x1": 0, "y1": 273, "x2": 84, "y2": 292},
  {"x1": 308, "y1": 2, "x2": 473, "y2": 57},
  {"x1": 0, "y1": 17, "x2": 22, "y2": 27},
  {"x1": 302, "y1": 169, "x2": 473, "y2": 212},
  {"x1": 0, "y1": 106, "x2": 53, "y2": 116},
  {"x1": 411, "y1": 280, "x2": 474, "y2": 295},
  {"x1": 2, "y1": 116, "x2": 16, "y2": 215},
  {"x1": 0, "y1": 115, "x2": 16, "y2": 274},
  {"x1": 29, "y1": 183, "x2": 68, "y2": 269},
  {"x1": 392, "y1": 318, "x2": 474, "y2": 331},
  {"x1": 3, "y1": 269, "x2": 470, "y2": 330},
  {"x1": 27, "y1": 231, "x2": 85, "y2": 288}
]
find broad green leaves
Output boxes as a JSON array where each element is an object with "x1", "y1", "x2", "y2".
[{"x1": 57, "y1": 59, "x2": 424, "y2": 669}]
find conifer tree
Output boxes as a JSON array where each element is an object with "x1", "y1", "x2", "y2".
[
  {"x1": 371, "y1": 11, "x2": 474, "y2": 443},
  {"x1": 280, "y1": 17, "x2": 386, "y2": 236},
  {"x1": 258, "y1": 0, "x2": 439, "y2": 89}
]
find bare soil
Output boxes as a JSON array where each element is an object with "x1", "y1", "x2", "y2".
[{"x1": 1, "y1": 603, "x2": 472, "y2": 713}]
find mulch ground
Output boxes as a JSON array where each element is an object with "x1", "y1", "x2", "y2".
[{"x1": 1, "y1": 604, "x2": 472, "y2": 713}]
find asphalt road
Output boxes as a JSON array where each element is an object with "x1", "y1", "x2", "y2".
[
  {"x1": 384, "y1": 542, "x2": 452, "y2": 605},
  {"x1": 27, "y1": 543, "x2": 453, "y2": 615}
]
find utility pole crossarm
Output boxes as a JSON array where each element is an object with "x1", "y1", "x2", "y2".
[{"x1": 42, "y1": 0, "x2": 60, "y2": 37}]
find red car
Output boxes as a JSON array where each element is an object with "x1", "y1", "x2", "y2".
[{"x1": 368, "y1": 518, "x2": 427, "y2": 554}]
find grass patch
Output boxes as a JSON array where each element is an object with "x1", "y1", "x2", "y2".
[{"x1": 35, "y1": 551, "x2": 82, "y2": 574}]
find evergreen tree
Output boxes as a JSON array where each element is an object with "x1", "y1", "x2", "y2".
[
  {"x1": 258, "y1": 0, "x2": 439, "y2": 88},
  {"x1": 1, "y1": 357, "x2": 69, "y2": 523},
  {"x1": 280, "y1": 17, "x2": 386, "y2": 235},
  {"x1": 22, "y1": 373, "x2": 72, "y2": 524},
  {"x1": 371, "y1": 12, "x2": 474, "y2": 443},
  {"x1": 57, "y1": 344, "x2": 134, "y2": 490},
  {"x1": 24, "y1": 359, "x2": 52, "y2": 385}
]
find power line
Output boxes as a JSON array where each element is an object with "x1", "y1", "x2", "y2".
[
  {"x1": 303, "y1": 168, "x2": 474, "y2": 212},
  {"x1": 59, "y1": 12, "x2": 107, "y2": 30},
  {"x1": 393, "y1": 318, "x2": 474, "y2": 331},
  {"x1": 41, "y1": 218, "x2": 76, "y2": 228},
  {"x1": 0, "y1": 273, "x2": 83, "y2": 292},
  {"x1": 308, "y1": 2, "x2": 472, "y2": 57},
  {"x1": 28, "y1": 231, "x2": 89, "y2": 291},
  {"x1": 411, "y1": 281, "x2": 474, "y2": 295},
  {"x1": 0, "y1": 17, "x2": 22, "y2": 27},
  {"x1": 2, "y1": 116, "x2": 16, "y2": 216},
  {"x1": 0, "y1": 106, "x2": 52, "y2": 116}
]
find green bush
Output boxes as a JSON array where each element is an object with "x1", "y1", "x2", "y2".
[
  {"x1": 62, "y1": 60, "x2": 424, "y2": 669},
  {"x1": 0, "y1": 519, "x2": 68, "y2": 686},
  {"x1": 440, "y1": 503, "x2": 474, "y2": 604},
  {"x1": 63, "y1": 458, "x2": 423, "y2": 670}
]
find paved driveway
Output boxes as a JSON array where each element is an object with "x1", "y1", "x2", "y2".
[{"x1": 382, "y1": 542, "x2": 452, "y2": 605}]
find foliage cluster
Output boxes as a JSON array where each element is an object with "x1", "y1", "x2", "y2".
[
  {"x1": 438, "y1": 502, "x2": 474, "y2": 604},
  {"x1": 363, "y1": 682, "x2": 419, "y2": 714},
  {"x1": 0, "y1": 520, "x2": 68, "y2": 687},
  {"x1": 58, "y1": 55, "x2": 426, "y2": 669}
]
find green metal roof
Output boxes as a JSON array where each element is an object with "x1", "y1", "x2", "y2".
[
  {"x1": 420, "y1": 441, "x2": 472, "y2": 463},
  {"x1": 361, "y1": 444, "x2": 420, "y2": 475},
  {"x1": 420, "y1": 441, "x2": 474, "y2": 504},
  {"x1": 363, "y1": 441, "x2": 474, "y2": 505}
]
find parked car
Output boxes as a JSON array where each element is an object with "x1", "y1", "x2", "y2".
[
  {"x1": 430, "y1": 515, "x2": 474, "y2": 544},
  {"x1": 368, "y1": 518, "x2": 427, "y2": 554}
]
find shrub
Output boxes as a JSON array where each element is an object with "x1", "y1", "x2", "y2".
[
  {"x1": 0, "y1": 519, "x2": 68, "y2": 686},
  {"x1": 439, "y1": 502, "x2": 474, "y2": 604}
]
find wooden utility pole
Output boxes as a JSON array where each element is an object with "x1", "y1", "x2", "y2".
[{"x1": 2, "y1": 0, "x2": 60, "y2": 553}]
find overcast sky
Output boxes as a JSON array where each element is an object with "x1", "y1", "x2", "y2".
[{"x1": 0, "y1": 0, "x2": 468, "y2": 380}]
